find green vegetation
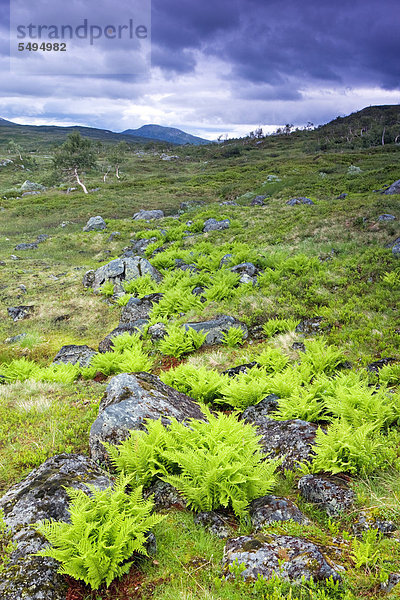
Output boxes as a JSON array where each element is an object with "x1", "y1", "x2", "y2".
[{"x1": 0, "y1": 106, "x2": 399, "y2": 598}]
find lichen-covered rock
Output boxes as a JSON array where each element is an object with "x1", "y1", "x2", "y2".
[
  {"x1": 120, "y1": 293, "x2": 163, "y2": 324},
  {"x1": 251, "y1": 195, "x2": 267, "y2": 206},
  {"x1": 223, "y1": 362, "x2": 259, "y2": 377},
  {"x1": 243, "y1": 417, "x2": 320, "y2": 470},
  {"x1": 148, "y1": 322, "x2": 167, "y2": 341},
  {"x1": 133, "y1": 209, "x2": 164, "y2": 221},
  {"x1": 98, "y1": 322, "x2": 148, "y2": 353},
  {"x1": 295, "y1": 316, "x2": 324, "y2": 335},
  {"x1": 203, "y1": 218, "x2": 230, "y2": 233},
  {"x1": 240, "y1": 395, "x2": 280, "y2": 421},
  {"x1": 144, "y1": 480, "x2": 186, "y2": 511},
  {"x1": 298, "y1": 475, "x2": 354, "y2": 517},
  {"x1": 184, "y1": 315, "x2": 248, "y2": 346},
  {"x1": 7, "y1": 305, "x2": 34, "y2": 321},
  {"x1": 249, "y1": 496, "x2": 309, "y2": 531},
  {"x1": 378, "y1": 214, "x2": 396, "y2": 221},
  {"x1": 286, "y1": 197, "x2": 314, "y2": 206},
  {"x1": 382, "y1": 179, "x2": 400, "y2": 195},
  {"x1": 89, "y1": 372, "x2": 205, "y2": 464},
  {"x1": 83, "y1": 215, "x2": 106, "y2": 232},
  {"x1": 20, "y1": 180, "x2": 46, "y2": 192},
  {"x1": 223, "y1": 534, "x2": 342, "y2": 583},
  {"x1": 122, "y1": 237, "x2": 158, "y2": 257},
  {"x1": 83, "y1": 256, "x2": 162, "y2": 292},
  {"x1": 14, "y1": 242, "x2": 38, "y2": 251},
  {"x1": 230, "y1": 262, "x2": 259, "y2": 284},
  {"x1": 381, "y1": 573, "x2": 400, "y2": 593},
  {"x1": 52, "y1": 344, "x2": 97, "y2": 367},
  {"x1": 194, "y1": 511, "x2": 233, "y2": 538},
  {"x1": 352, "y1": 511, "x2": 397, "y2": 536},
  {"x1": 366, "y1": 357, "x2": 397, "y2": 373},
  {"x1": 0, "y1": 453, "x2": 112, "y2": 600}
]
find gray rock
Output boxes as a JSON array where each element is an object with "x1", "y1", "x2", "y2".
[
  {"x1": 249, "y1": 496, "x2": 308, "y2": 531},
  {"x1": 251, "y1": 195, "x2": 267, "y2": 206},
  {"x1": 83, "y1": 215, "x2": 106, "y2": 232},
  {"x1": 378, "y1": 214, "x2": 396, "y2": 221},
  {"x1": 298, "y1": 475, "x2": 354, "y2": 517},
  {"x1": 192, "y1": 286, "x2": 207, "y2": 302},
  {"x1": 242, "y1": 416, "x2": 321, "y2": 471},
  {"x1": 36, "y1": 234, "x2": 49, "y2": 243},
  {"x1": 99, "y1": 322, "x2": 148, "y2": 353},
  {"x1": 120, "y1": 293, "x2": 163, "y2": 324},
  {"x1": 382, "y1": 179, "x2": 400, "y2": 194},
  {"x1": 392, "y1": 237, "x2": 400, "y2": 258},
  {"x1": 18, "y1": 284, "x2": 27, "y2": 293},
  {"x1": 231, "y1": 262, "x2": 259, "y2": 284},
  {"x1": 123, "y1": 237, "x2": 158, "y2": 257},
  {"x1": 184, "y1": 315, "x2": 248, "y2": 346},
  {"x1": 7, "y1": 305, "x2": 34, "y2": 321},
  {"x1": 20, "y1": 180, "x2": 46, "y2": 192},
  {"x1": 133, "y1": 209, "x2": 164, "y2": 221},
  {"x1": 366, "y1": 357, "x2": 397, "y2": 373},
  {"x1": 107, "y1": 231, "x2": 120, "y2": 242},
  {"x1": 144, "y1": 480, "x2": 187, "y2": 511},
  {"x1": 381, "y1": 573, "x2": 400, "y2": 593},
  {"x1": 336, "y1": 193, "x2": 348, "y2": 199},
  {"x1": 84, "y1": 257, "x2": 162, "y2": 292},
  {"x1": 223, "y1": 534, "x2": 342, "y2": 583},
  {"x1": 148, "y1": 322, "x2": 167, "y2": 341},
  {"x1": 21, "y1": 191, "x2": 41, "y2": 197},
  {"x1": 52, "y1": 344, "x2": 97, "y2": 368},
  {"x1": 10, "y1": 255, "x2": 21, "y2": 261},
  {"x1": 5, "y1": 333, "x2": 27, "y2": 344},
  {"x1": 219, "y1": 254, "x2": 233, "y2": 268},
  {"x1": 295, "y1": 316, "x2": 324, "y2": 335},
  {"x1": 240, "y1": 394, "x2": 280, "y2": 420},
  {"x1": 194, "y1": 511, "x2": 232, "y2": 538},
  {"x1": 292, "y1": 341, "x2": 306, "y2": 352},
  {"x1": 0, "y1": 453, "x2": 112, "y2": 600},
  {"x1": 286, "y1": 197, "x2": 314, "y2": 206},
  {"x1": 174, "y1": 259, "x2": 198, "y2": 272},
  {"x1": 0, "y1": 158, "x2": 13, "y2": 166},
  {"x1": 179, "y1": 200, "x2": 205, "y2": 212},
  {"x1": 203, "y1": 218, "x2": 230, "y2": 233},
  {"x1": 352, "y1": 512, "x2": 397, "y2": 536},
  {"x1": 223, "y1": 362, "x2": 259, "y2": 377},
  {"x1": 220, "y1": 200, "x2": 238, "y2": 206},
  {"x1": 89, "y1": 372, "x2": 205, "y2": 464},
  {"x1": 14, "y1": 242, "x2": 38, "y2": 251}
]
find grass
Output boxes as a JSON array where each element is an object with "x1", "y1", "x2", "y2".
[{"x1": 0, "y1": 122, "x2": 399, "y2": 599}]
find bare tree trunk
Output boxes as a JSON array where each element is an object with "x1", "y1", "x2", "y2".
[
  {"x1": 382, "y1": 127, "x2": 386, "y2": 146},
  {"x1": 103, "y1": 166, "x2": 111, "y2": 183},
  {"x1": 74, "y1": 167, "x2": 88, "y2": 194},
  {"x1": 115, "y1": 165, "x2": 120, "y2": 179},
  {"x1": 395, "y1": 134, "x2": 400, "y2": 144}
]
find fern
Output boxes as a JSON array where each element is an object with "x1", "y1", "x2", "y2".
[
  {"x1": 302, "y1": 338, "x2": 345, "y2": 376},
  {"x1": 158, "y1": 323, "x2": 206, "y2": 358},
  {"x1": 111, "y1": 332, "x2": 143, "y2": 353},
  {"x1": 0, "y1": 357, "x2": 41, "y2": 383},
  {"x1": 218, "y1": 367, "x2": 272, "y2": 409},
  {"x1": 99, "y1": 281, "x2": 115, "y2": 297},
  {"x1": 36, "y1": 362, "x2": 80, "y2": 384},
  {"x1": 159, "y1": 363, "x2": 227, "y2": 403},
  {"x1": 205, "y1": 271, "x2": 240, "y2": 302},
  {"x1": 273, "y1": 388, "x2": 325, "y2": 422},
  {"x1": 115, "y1": 294, "x2": 132, "y2": 307},
  {"x1": 89, "y1": 352, "x2": 125, "y2": 376},
  {"x1": 262, "y1": 318, "x2": 299, "y2": 338},
  {"x1": 256, "y1": 347, "x2": 289, "y2": 373},
  {"x1": 33, "y1": 474, "x2": 164, "y2": 590},
  {"x1": 123, "y1": 274, "x2": 159, "y2": 297},
  {"x1": 118, "y1": 349, "x2": 154, "y2": 373},
  {"x1": 378, "y1": 363, "x2": 400, "y2": 386},
  {"x1": 221, "y1": 327, "x2": 244, "y2": 348}
]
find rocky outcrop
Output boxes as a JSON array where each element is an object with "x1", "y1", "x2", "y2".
[
  {"x1": 298, "y1": 475, "x2": 355, "y2": 517},
  {"x1": 20, "y1": 180, "x2": 46, "y2": 192},
  {"x1": 249, "y1": 496, "x2": 308, "y2": 531},
  {"x1": 7, "y1": 305, "x2": 34, "y2": 321},
  {"x1": 83, "y1": 216, "x2": 106, "y2": 231},
  {"x1": 83, "y1": 257, "x2": 162, "y2": 292},
  {"x1": 98, "y1": 322, "x2": 148, "y2": 353},
  {"x1": 89, "y1": 372, "x2": 205, "y2": 464},
  {"x1": 194, "y1": 511, "x2": 233, "y2": 538},
  {"x1": 0, "y1": 454, "x2": 112, "y2": 600},
  {"x1": 133, "y1": 209, "x2": 164, "y2": 221},
  {"x1": 52, "y1": 344, "x2": 97, "y2": 367},
  {"x1": 120, "y1": 293, "x2": 163, "y2": 324},
  {"x1": 184, "y1": 315, "x2": 248, "y2": 346},
  {"x1": 382, "y1": 179, "x2": 400, "y2": 194},
  {"x1": 203, "y1": 218, "x2": 230, "y2": 233},
  {"x1": 223, "y1": 534, "x2": 342, "y2": 583}
]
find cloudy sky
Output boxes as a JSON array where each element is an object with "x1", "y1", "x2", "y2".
[{"x1": 0, "y1": 0, "x2": 399, "y2": 139}]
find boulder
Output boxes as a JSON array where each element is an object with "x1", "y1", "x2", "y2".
[
  {"x1": 144, "y1": 480, "x2": 186, "y2": 511},
  {"x1": 133, "y1": 209, "x2": 164, "y2": 221},
  {"x1": 89, "y1": 372, "x2": 205, "y2": 464},
  {"x1": 352, "y1": 511, "x2": 397, "y2": 537},
  {"x1": 99, "y1": 322, "x2": 148, "y2": 353},
  {"x1": 7, "y1": 305, "x2": 34, "y2": 321},
  {"x1": 223, "y1": 362, "x2": 259, "y2": 377},
  {"x1": 382, "y1": 179, "x2": 400, "y2": 194},
  {"x1": 286, "y1": 197, "x2": 314, "y2": 206},
  {"x1": 120, "y1": 293, "x2": 163, "y2": 324},
  {"x1": 83, "y1": 256, "x2": 162, "y2": 292},
  {"x1": 147, "y1": 322, "x2": 168, "y2": 341},
  {"x1": 249, "y1": 496, "x2": 308, "y2": 531},
  {"x1": 83, "y1": 215, "x2": 106, "y2": 232},
  {"x1": 230, "y1": 262, "x2": 259, "y2": 284},
  {"x1": 5, "y1": 333, "x2": 27, "y2": 344},
  {"x1": 220, "y1": 200, "x2": 238, "y2": 206},
  {"x1": 295, "y1": 316, "x2": 324, "y2": 335},
  {"x1": 391, "y1": 237, "x2": 400, "y2": 258},
  {"x1": 0, "y1": 158, "x2": 13, "y2": 166},
  {"x1": 378, "y1": 214, "x2": 396, "y2": 221},
  {"x1": 366, "y1": 357, "x2": 397, "y2": 373},
  {"x1": 219, "y1": 253, "x2": 233, "y2": 268},
  {"x1": 223, "y1": 534, "x2": 342, "y2": 583},
  {"x1": 14, "y1": 242, "x2": 38, "y2": 251},
  {"x1": 122, "y1": 237, "x2": 158, "y2": 257},
  {"x1": 52, "y1": 344, "x2": 97, "y2": 367},
  {"x1": 298, "y1": 475, "x2": 355, "y2": 517},
  {"x1": 194, "y1": 511, "x2": 233, "y2": 538},
  {"x1": 241, "y1": 416, "x2": 321, "y2": 471},
  {"x1": 0, "y1": 453, "x2": 112, "y2": 600},
  {"x1": 184, "y1": 315, "x2": 248, "y2": 346},
  {"x1": 203, "y1": 218, "x2": 230, "y2": 233},
  {"x1": 240, "y1": 394, "x2": 280, "y2": 420},
  {"x1": 20, "y1": 180, "x2": 46, "y2": 192},
  {"x1": 251, "y1": 195, "x2": 267, "y2": 206},
  {"x1": 380, "y1": 573, "x2": 400, "y2": 593}
]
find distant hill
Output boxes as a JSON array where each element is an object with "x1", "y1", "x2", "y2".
[{"x1": 122, "y1": 124, "x2": 210, "y2": 146}]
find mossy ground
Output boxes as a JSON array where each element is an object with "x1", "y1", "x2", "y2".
[{"x1": 0, "y1": 131, "x2": 399, "y2": 598}]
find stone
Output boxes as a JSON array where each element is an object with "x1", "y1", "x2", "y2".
[
  {"x1": 107, "y1": 231, "x2": 120, "y2": 242},
  {"x1": 83, "y1": 215, "x2": 106, "y2": 232},
  {"x1": 123, "y1": 237, "x2": 158, "y2": 257},
  {"x1": 5, "y1": 333, "x2": 28, "y2": 344},
  {"x1": 352, "y1": 512, "x2": 397, "y2": 537},
  {"x1": 14, "y1": 242, "x2": 38, "y2": 250},
  {"x1": 391, "y1": 237, "x2": 400, "y2": 258},
  {"x1": 10, "y1": 255, "x2": 21, "y2": 260},
  {"x1": 381, "y1": 573, "x2": 400, "y2": 593},
  {"x1": 286, "y1": 197, "x2": 314, "y2": 206},
  {"x1": 194, "y1": 511, "x2": 232, "y2": 538},
  {"x1": 292, "y1": 341, "x2": 306, "y2": 352},
  {"x1": 133, "y1": 209, "x2": 164, "y2": 221},
  {"x1": 378, "y1": 214, "x2": 396, "y2": 221},
  {"x1": 0, "y1": 158, "x2": 13, "y2": 166},
  {"x1": 89, "y1": 372, "x2": 205, "y2": 464},
  {"x1": 84, "y1": 256, "x2": 162, "y2": 293},
  {"x1": 7, "y1": 305, "x2": 34, "y2": 321},
  {"x1": 336, "y1": 193, "x2": 348, "y2": 199},
  {"x1": 179, "y1": 200, "x2": 205, "y2": 212},
  {"x1": 52, "y1": 344, "x2": 97, "y2": 368},
  {"x1": 20, "y1": 180, "x2": 46, "y2": 192},
  {"x1": 203, "y1": 218, "x2": 230, "y2": 233},
  {"x1": 219, "y1": 254, "x2": 233, "y2": 268},
  {"x1": 223, "y1": 534, "x2": 342, "y2": 583},
  {"x1": 231, "y1": 262, "x2": 259, "y2": 284},
  {"x1": 251, "y1": 195, "x2": 267, "y2": 206},
  {"x1": 295, "y1": 316, "x2": 324, "y2": 335},
  {"x1": 144, "y1": 480, "x2": 187, "y2": 511},
  {"x1": 240, "y1": 394, "x2": 280, "y2": 420},
  {"x1": 220, "y1": 200, "x2": 238, "y2": 206},
  {"x1": 36, "y1": 234, "x2": 49, "y2": 243},
  {"x1": 298, "y1": 475, "x2": 354, "y2": 517},
  {"x1": 174, "y1": 259, "x2": 198, "y2": 272},
  {"x1": 0, "y1": 453, "x2": 112, "y2": 600},
  {"x1": 382, "y1": 179, "x2": 400, "y2": 194},
  {"x1": 222, "y1": 362, "x2": 259, "y2": 377},
  {"x1": 192, "y1": 286, "x2": 207, "y2": 302},
  {"x1": 241, "y1": 416, "x2": 321, "y2": 471},
  {"x1": 120, "y1": 293, "x2": 163, "y2": 324},
  {"x1": 21, "y1": 191, "x2": 41, "y2": 197},
  {"x1": 184, "y1": 315, "x2": 248, "y2": 346},
  {"x1": 366, "y1": 357, "x2": 397, "y2": 373},
  {"x1": 249, "y1": 496, "x2": 308, "y2": 531},
  {"x1": 148, "y1": 322, "x2": 167, "y2": 341},
  {"x1": 99, "y1": 322, "x2": 148, "y2": 353}
]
